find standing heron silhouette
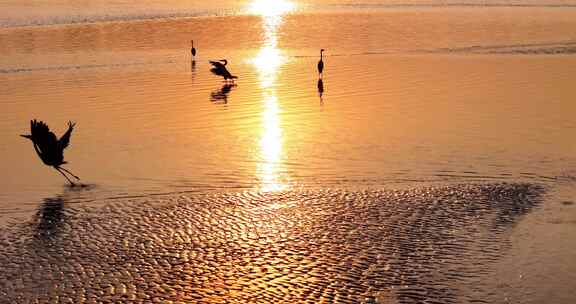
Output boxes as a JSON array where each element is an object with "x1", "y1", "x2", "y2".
[
  {"x1": 21, "y1": 119, "x2": 81, "y2": 186},
  {"x1": 191, "y1": 40, "x2": 196, "y2": 58},
  {"x1": 209, "y1": 59, "x2": 237, "y2": 82},
  {"x1": 317, "y1": 49, "x2": 325, "y2": 77}
]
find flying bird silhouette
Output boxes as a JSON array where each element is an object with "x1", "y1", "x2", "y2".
[
  {"x1": 317, "y1": 49, "x2": 325, "y2": 76},
  {"x1": 21, "y1": 119, "x2": 81, "y2": 186},
  {"x1": 191, "y1": 40, "x2": 196, "y2": 58},
  {"x1": 209, "y1": 59, "x2": 237, "y2": 82}
]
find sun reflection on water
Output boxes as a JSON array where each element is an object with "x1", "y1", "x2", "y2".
[
  {"x1": 249, "y1": 0, "x2": 294, "y2": 192},
  {"x1": 249, "y1": 0, "x2": 295, "y2": 17}
]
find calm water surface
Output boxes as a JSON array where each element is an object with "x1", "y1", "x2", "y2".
[
  {"x1": 1, "y1": 4, "x2": 575, "y2": 204},
  {"x1": 0, "y1": 1, "x2": 575, "y2": 303}
]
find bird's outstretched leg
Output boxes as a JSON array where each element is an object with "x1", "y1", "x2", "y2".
[
  {"x1": 59, "y1": 167, "x2": 80, "y2": 180},
  {"x1": 55, "y1": 167, "x2": 76, "y2": 186}
]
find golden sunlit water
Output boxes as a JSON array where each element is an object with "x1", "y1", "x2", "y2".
[
  {"x1": 1, "y1": 1, "x2": 576, "y2": 303},
  {"x1": 250, "y1": 1, "x2": 294, "y2": 192},
  {"x1": 249, "y1": 0, "x2": 296, "y2": 16}
]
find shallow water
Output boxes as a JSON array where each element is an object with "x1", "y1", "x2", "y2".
[
  {"x1": 1, "y1": 2, "x2": 576, "y2": 303},
  {"x1": 2, "y1": 0, "x2": 576, "y2": 27},
  {"x1": 1, "y1": 8, "x2": 575, "y2": 205}
]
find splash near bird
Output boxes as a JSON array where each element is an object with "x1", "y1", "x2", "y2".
[
  {"x1": 317, "y1": 49, "x2": 325, "y2": 76},
  {"x1": 21, "y1": 119, "x2": 81, "y2": 186},
  {"x1": 209, "y1": 59, "x2": 237, "y2": 82}
]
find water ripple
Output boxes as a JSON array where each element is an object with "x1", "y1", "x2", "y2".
[{"x1": 0, "y1": 183, "x2": 544, "y2": 303}]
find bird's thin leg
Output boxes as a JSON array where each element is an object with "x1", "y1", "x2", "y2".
[
  {"x1": 58, "y1": 167, "x2": 80, "y2": 180},
  {"x1": 55, "y1": 168, "x2": 76, "y2": 186}
]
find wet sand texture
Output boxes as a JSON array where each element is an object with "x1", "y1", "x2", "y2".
[{"x1": 0, "y1": 183, "x2": 542, "y2": 303}]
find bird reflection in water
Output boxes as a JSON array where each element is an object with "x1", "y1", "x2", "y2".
[
  {"x1": 190, "y1": 59, "x2": 196, "y2": 73},
  {"x1": 317, "y1": 78, "x2": 324, "y2": 104},
  {"x1": 210, "y1": 83, "x2": 237, "y2": 104},
  {"x1": 34, "y1": 197, "x2": 66, "y2": 241},
  {"x1": 190, "y1": 59, "x2": 197, "y2": 84},
  {"x1": 33, "y1": 185, "x2": 94, "y2": 243}
]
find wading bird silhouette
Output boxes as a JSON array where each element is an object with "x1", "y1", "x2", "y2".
[
  {"x1": 317, "y1": 49, "x2": 325, "y2": 76},
  {"x1": 21, "y1": 119, "x2": 81, "y2": 186},
  {"x1": 191, "y1": 40, "x2": 196, "y2": 58},
  {"x1": 209, "y1": 59, "x2": 237, "y2": 82}
]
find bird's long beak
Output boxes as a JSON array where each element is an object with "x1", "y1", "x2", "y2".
[{"x1": 20, "y1": 134, "x2": 32, "y2": 140}]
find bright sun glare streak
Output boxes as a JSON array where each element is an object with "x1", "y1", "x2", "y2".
[
  {"x1": 249, "y1": 0, "x2": 296, "y2": 16},
  {"x1": 249, "y1": 1, "x2": 293, "y2": 192},
  {"x1": 259, "y1": 94, "x2": 285, "y2": 192}
]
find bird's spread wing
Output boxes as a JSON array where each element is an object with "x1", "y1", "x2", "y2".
[
  {"x1": 30, "y1": 119, "x2": 50, "y2": 138},
  {"x1": 30, "y1": 120, "x2": 58, "y2": 153},
  {"x1": 210, "y1": 67, "x2": 225, "y2": 77},
  {"x1": 209, "y1": 61, "x2": 225, "y2": 77},
  {"x1": 209, "y1": 61, "x2": 224, "y2": 68},
  {"x1": 58, "y1": 121, "x2": 75, "y2": 150}
]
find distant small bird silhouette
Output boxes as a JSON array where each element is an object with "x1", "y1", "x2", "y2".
[
  {"x1": 21, "y1": 119, "x2": 81, "y2": 186},
  {"x1": 209, "y1": 59, "x2": 237, "y2": 82},
  {"x1": 317, "y1": 49, "x2": 325, "y2": 76},
  {"x1": 191, "y1": 40, "x2": 196, "y2": 58}
]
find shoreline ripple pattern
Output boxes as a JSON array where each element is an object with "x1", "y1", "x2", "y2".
[{"x1": 0, "y1": 183, "x2": 543, "y2": 303}]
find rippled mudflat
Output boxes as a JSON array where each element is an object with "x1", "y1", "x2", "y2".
[{"x1": 0, "y1": 183, "x2": 551, "y2": 303}]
